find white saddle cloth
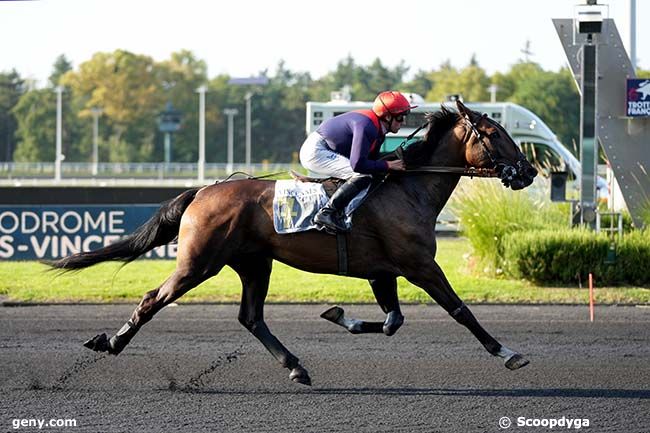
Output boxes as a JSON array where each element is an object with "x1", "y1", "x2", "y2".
[{"x1": 272, "y1": 180, "x2": 369, "y2": 234}]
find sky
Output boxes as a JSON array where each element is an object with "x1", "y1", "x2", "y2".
[{"x1": 0, "y1": 0, "x2": 647, "y2": 88}]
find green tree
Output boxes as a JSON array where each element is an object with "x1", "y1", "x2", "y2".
[
  {"x1": 12, "y1": 89, "x2": 56, "y2": 161},
  {"x1": 402, "y1": 70, "x2": 434, "y2": 98},
  {"x1": 504, "y1": 63, "x2": 580, "y2": 151},
  {"x1": 363, "y1": 58, "x2": 409, "y2": 98},
  {"x1": 255, "y1": 61, "x2": 313, "y2": 162},
  {"x1": 637, "y1": 67, "x2": 650, "y2": 77},
  {"x1": 489, "y1": 71, "x2": 517, "y2": 102},
  {"x1": 0, "y1": 70, "x2": 24, "y2": 161},
  {"x1": 49, "y1": 54, "x2": 73, "y2": 87},
  {"x1": 13, "y1": 56, "x2": 84, "y2": 162},
  {"x1": 426, "y1": 59, "x2": 489, "y2": 102},
  {"x1": 62, "y1": 50, "x2": 163, "y2": 162},
  {"x1": 424, "y1": 61, "x2": 458, "y2": 102},
  {"x1": 155, "y1": 50, "x2": 209, "y2": 162},
  {"x1": 312, "y1": 56, "x2": 408, "y2": 102}
]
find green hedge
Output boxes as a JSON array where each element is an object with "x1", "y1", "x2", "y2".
[
  {"x1": 502, "y1": 229, "x2": 650, "y2": 285},
  {"x1": 449, "y1": 178, "x2": 567, "y2": 273}
]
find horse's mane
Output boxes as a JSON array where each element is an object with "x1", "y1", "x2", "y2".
[{"x1": 401, "y1": 105, "x2": 461, "y2": 166}]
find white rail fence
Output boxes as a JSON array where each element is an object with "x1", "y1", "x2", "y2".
[{"x1": 0, "y1": 162, "x2": 301, "y2": 185}]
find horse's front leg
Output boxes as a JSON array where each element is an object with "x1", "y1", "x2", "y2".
[
  {"x1": 232, "y1": 257, "x2": 311, "y2": 386},
  {"x1": 320, "y1": 275, "x2": 404, "y2": 336},
  {"x1": 405, "y1": 259, "x2": 529, "y2": 370}
]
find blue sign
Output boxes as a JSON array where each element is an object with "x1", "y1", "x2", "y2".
[
  {"x1": 626, "y1": 79, "x2": 650, "y2": 117},
  {"x1": 0, "y1": 205, "x2": 176, "y2": 260}
]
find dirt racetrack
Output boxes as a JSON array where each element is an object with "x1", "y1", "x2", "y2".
[{"x1": 1, "y1": 304, "x2": 649, "y2": 432}]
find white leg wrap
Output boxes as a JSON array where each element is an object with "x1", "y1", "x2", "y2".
[{"x1": 497, "y1": 346, "x2": 517, "y2": 361}]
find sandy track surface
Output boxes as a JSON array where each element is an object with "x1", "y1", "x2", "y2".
[{"x1": 1, "y1": 304, "x2": 649, "y2": 432}]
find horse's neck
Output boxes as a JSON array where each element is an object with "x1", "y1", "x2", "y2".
[
  {"x1": 430, "y1": 127, "x2": 466, "y2": 167},
  {"x1": 403, "y1": 129, "x2": 466, "y2": 217},
  {"x1": 413, "y1": 173, "x2": 461, "y2": 217}
]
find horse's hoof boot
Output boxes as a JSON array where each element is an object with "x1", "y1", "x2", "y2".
[
  {"x1": 505, "y1": 353, "x2": 530, "y2": 370},
  {"x1": 320, "y1": 306, "x2": 344, "y2": 323},
  {"x1": 383, "y1": 311, "x2": 404, "y2": 336},
  {"x1": 289, "y1": 366, "x2": 312, "y2": 386},
  {"x1": 83, "y1": 333, "x2": 109, "y2": 353}
]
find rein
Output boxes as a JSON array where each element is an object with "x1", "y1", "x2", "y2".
[
  {"x1": 392, "y1": 117, "x2": 499, "y2": 178},
  {"x1": 404, "y1": 166, "x2": 497, "y2": 178},
  {"x1": 219, "y1": 171, "x2": 288, "y2": 183}
]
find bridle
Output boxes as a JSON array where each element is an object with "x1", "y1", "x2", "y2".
[
  {"x1": 401, "y1": 112, "x2": 524, "y2": 182},
  {"x1": 459, "y1": 113, "x2": 519, "y2": 182}
]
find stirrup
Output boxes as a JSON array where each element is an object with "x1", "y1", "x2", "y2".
[{"x1": 314, "y1": 210, "x2": 349, "y2": 234}]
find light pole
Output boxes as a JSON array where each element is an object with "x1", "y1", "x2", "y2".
[
  {"x1": 54, "y1": 85, "x2": 64, "y2": 181},
  {"x1": 223, "y1": 108, "x2": 238, "y2": 174},
  {"x1": 196, "y1": 86, "x2": 207, "y2": 183},
  {"x1": 228, "y1": 76, "x2": 268, "y2": 172},
  {"x1": 157, "y1": 101, "x2": 182, "y2": 164},
  {"x1": 90, "y1": 107, "x2": 103, "y2": 176},
  {"x1": 487, "y1": 84, "x2": 499, "y2": 103},
  {"x1": 245, "y1": 92, "x2": 253, "y2": 171}
]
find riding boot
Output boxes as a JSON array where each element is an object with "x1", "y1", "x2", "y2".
[{"x1": 313, "y1": 175, "x2": 373, "y2": 233}]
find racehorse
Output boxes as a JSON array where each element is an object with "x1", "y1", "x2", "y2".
[{"x1": 49, "y1": 100, "x2": 537, "y2": 386}]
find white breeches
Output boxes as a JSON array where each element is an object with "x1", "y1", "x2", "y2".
[{"x1": 299, "y1": 132, "x2": 356, "y2": 179}]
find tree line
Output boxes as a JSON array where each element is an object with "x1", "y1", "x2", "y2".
[{"x1": 1, "y1": 50, "x2": 646, "y2": 164}]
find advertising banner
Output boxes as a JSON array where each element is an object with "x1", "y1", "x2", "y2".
[
  {"x1": 0, "y1": 205, "x2": 176, "y2": 260},
  {"x1": 626, "y1": 79, "x2": 650, "y2": 117}
]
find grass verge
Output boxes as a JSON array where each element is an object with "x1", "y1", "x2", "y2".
[{"x1": 1, "y1": 238, "x2": 648, "y2": 304}]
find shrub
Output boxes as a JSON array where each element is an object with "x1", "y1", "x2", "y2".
[
  {"x1": 615, "y1": 229, "x2": 650, "y2": 285},
  {"x1": 503, "y1": 228, "x2": 650, "y2": 285},
  {"x1": 598, "y1": 210, "x2": 635, "y2": 233},
  {"x1": 449, "y1": 178, "x2": 567, "y2": 273}
]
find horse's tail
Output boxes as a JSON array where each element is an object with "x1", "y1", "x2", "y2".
[{"x1": 47, "y1": 188, "x2": 201, "y2": 272}]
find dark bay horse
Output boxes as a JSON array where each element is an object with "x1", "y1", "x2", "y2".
[{"x1": 50, "y1": 100, "x2": 537, "y2": 386}]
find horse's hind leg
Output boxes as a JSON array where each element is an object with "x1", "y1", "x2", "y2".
[
  {"x1": 85, "y1": 261, "x2": 222, "y2": 355},
  {"x1": 320, "y1": 275, "x2": 404, "y2": 336},
  {"x1": 370, "y1": 276, "x2": 404, "y2": 335},
  {"x1": 406, "y1": 260, "x2": 529, "y2": 370},
  {"x1": 232, "y1": 256, "x2": 311, "y2": 386}
]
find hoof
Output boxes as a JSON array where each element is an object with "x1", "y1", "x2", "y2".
[
  {"x1": 505, "y1": 353, "x2": 530, "y2": 370},
  {"x1": 289, "y1": 366, "x2": 312, "y2": 386},
  {"x1": 320, "y1": 306, "x2": 344, "y2": 323},
  {"x1": 83, "y1": 333, "x2": 110, "y2": 353},
  {"x1": 382, "y1": 311, "x2": 404, "y2": 336}
]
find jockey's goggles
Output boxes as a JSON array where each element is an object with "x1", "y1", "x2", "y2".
[{"x1": 394, "y1": 111, "x2": 409, "y2": 122}]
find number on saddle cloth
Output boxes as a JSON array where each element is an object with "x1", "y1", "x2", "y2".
[{"x1": 272, "y1": 179, "x2": 371, "y2": 234}]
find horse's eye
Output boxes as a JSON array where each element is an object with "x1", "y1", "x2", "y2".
[{"x1": 489, "y1": 131, "x2": 500, "y2": 139}]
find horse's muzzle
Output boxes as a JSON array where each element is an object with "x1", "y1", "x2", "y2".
[{"x1": 498, "y1": 160, "x2": 537, "y2": 190}]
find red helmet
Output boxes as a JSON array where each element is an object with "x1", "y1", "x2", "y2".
[{"x1": 372, "y1": 91, "x2": 418, "y2": 118}]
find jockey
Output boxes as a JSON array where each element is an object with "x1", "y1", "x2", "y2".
[{"x1": 299, "y1": 90, "x2": 415, "y2": 233}]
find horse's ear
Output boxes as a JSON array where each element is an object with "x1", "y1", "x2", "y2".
[
  {"x1": 456, "y1": 100, "x2": 479, "y2": 122},
  {"x1": 455, "y1": 99, "x2": 468, "y2": 115}
]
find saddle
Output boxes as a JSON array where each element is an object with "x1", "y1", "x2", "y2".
[{"x1": 289, "y1": 170, "x2": 345, "y2": 197}]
